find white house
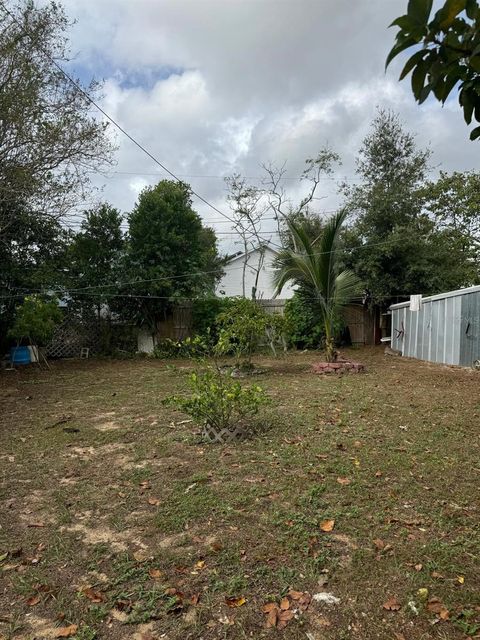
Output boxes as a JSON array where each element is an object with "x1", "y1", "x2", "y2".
[{"x1": 216, "y1": 245, "x2": 295, "y2": 300}]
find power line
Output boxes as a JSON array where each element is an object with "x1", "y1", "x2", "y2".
[{"x1": 0, "y1": 1, "x2": 238, "y2": 230}]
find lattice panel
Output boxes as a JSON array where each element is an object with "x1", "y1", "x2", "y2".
[
  {"x1": 202, "y1": 423, "x2": 246, "y2": 444},
  {"x1": 46, "y1": 318, "x2": 102, "y2": 359}
]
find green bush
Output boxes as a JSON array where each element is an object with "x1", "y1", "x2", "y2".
[
  {"x1": 163, "y1": 367, "x2": 270, "y2": 435},
  {"x1": 284, "y1": 293, "x2": 324, "y2": 349},
  {"x1": 8, "y1": 295, "x2": 62, "y2": 346},
  {"x1": 191, "y1": 297, "x2": 232, "y2": 339},
  {"x1": 215, "y1": 298, "x2": 283, "y2": 366},
  {"x1": 152, "y1": 334, "x2": 212, "y2": 360}
]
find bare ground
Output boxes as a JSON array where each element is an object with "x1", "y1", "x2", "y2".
[{"x1": 0, "y1": 348, "x2": 479, "y2": 640}]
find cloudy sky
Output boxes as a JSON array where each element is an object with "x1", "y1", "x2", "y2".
[{"x1": 61, "y1": 0, "x2": 478, "y2": 253}]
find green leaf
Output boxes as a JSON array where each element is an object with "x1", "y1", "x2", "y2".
[
  {"x1": 466, "y1": 0, "x2": 478, "y2": 19},
  {"x1": 390, "y1": 15, "x2": 417, "y2": 30},
  {"x1": 434, "y1": 0, "x2": 467, "y2": 29},
  {"x1": 399, "y1": 49, "x2": 429, "y2": 79},
  {"x1": 441, "y1": 71, "x2": 461, "y2": 101},
  {"x1": 386, "y1": 36, "x2": 420, "y2": 68},
  {"x1": 461, "y1": 88, "x2": 475, "y2": 123},
  {"x1": 407, "y1": 0, "x2": 434, "y2": 25},
  {"x1": 469, "y1": 124, "x2": 480, "y2": 139},
  {"x1": 412, "y1": 60, "x2": 429, "y2": 98},
  {"x1": 469, "y1": 55, "x2": 480, "y2": 71},
  {"x1": 418, "y1": 82, "x2": 433, "y2": 103}
]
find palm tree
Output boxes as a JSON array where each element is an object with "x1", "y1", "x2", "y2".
[{"x1": 273, "y1": 209, "x2": 361, "y2": 362}]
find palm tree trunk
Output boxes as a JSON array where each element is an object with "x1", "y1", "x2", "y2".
[{"x1": 324, "y1": 320, "x2": 336, "y2": 363}]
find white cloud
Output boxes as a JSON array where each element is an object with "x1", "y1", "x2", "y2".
[{"x1": 59, "y1": 0, "x2": 480, "y2": 253}]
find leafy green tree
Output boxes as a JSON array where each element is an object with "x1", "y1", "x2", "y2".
[
  {"x1": 343, "y1": 110, "x2": 477, "y2": 303},
  {"x1": 422, "y1": 170, "x2": 480, "y2": 283},
  {"x1": 215, "y1": 297, "x2": 279, "y2": 367},
  {"x1": 68, "y1": 204, "x2": 125, "y2": 318},
  {"x1": 0, "y1": 0, "x2": 113, "y2": 240},
  {"x1": 387, "y1": 0, "x2": 480, "y2": 139},
  {"x1": 8, "y1": 295, "x2": 62, "y2": 346},
  {"x1": 274, "y1": 211, "x2": 361, "y2": 362},
  {"x1": 118, "y1": 181, "x2": 223, "y2": 334},
  {"x1": 0, "y1": 209, "x2": 69, "y2": 352}
]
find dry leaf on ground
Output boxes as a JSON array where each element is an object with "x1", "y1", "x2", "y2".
[
  {"x1": 26, "y1": 595, "x2": 40, "y2": 606},
  {"x1": 320, "y1": 519, "x2": 335, "y2": 532},
  {"x1": 225, "y1": 596, "x2": 246, "y2": 608},
  {"x1": 55, "y1": 625, "x2": 78, "y2": 638},
  {"x1": 148, "y1": 568, "x2": 162, "y2": 579},
  {"x1": 337, "y1": 477, "x2": 351, "y2": 485},
  {"x1": 81, "y1": 587, "x2": 104, "y2": 603},
  {"x1": 383, "y1": 596, "x2": 401, "y2": 611}
]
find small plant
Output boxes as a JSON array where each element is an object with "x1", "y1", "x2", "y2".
[
  {"x1": 152, "y1": 334, "x2": 212, "y2": 360},
  {"x1": 215, "y1": 298, "x2": 284, "y2": 367},
  {"x1": 163, "y1": 366, "x2": 270, "y2": 441},
  {"x1": 8, "y1": 295, "x2": 62, "y2": 346}
]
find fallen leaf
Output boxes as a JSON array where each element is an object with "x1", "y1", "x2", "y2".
[
  {"x1": 320, "y1": 519, "x2": 335, "y2": 532},
  {"x1": 277, "y1": 609, "x2": 294, "y2": 630},
  {"x1": 439, "y1": 608, "x2": 450, "y2": 620},
  {"x1": 55, "y1": 625, "x2": 78, "y2": 638},
  {"x1": 265, "y1": 606, "x2": 278, "y2": 628},
  {"x1": 336, "y1": 477, "x2": 351, "y2": 485},
  {"x1": 427, "y1": 597, "x2": 445, "y2": 614},
  {"x1": 148, "y1": 568, "x2": 162, "y2": 579},
  {"x1": 81, "y1": 587, "x2": 104, "y2": 603},
  {"x1": 393, "y1": 634, "x2": 406, "y2": 640},
  {"x1": 415, "y1": 563, "x2": 423, "y2": 571},
  {"x1": 225, "y1": 596, "x2": 246, "y2": 608},
  {"x1": 190, "y1": 593, "x2": 200, "y2": 605},
  {"x1": 147, "y1": 497, "x2": 160, "y2": 506},
  {"x1": 457, "y1": 575, "x2": 465, "y2": 584},
  {"x1": 431, "y1": 571, "x2": 443, "y2": 579},
  {"x1": 373, "y1": 538, "x2": 385, "y2": 550},
  {"x1": 288, "y1": 590, "x2": 304, "y2": 600},
  {"x1": 262, "y1": 602, "x2": 277, "y2": 613},
  {"x1": 375, "y1": 471, "x2": 383, "y2": 477},
  {"x1": 280, "y1": 597, "x2": 290, "y2": 610},
  {"x1": 383, "y1": 596, "x2": 401, "y2": 611},
  {"x1": 26, "y1": 595, "x2": 40, "y2": 606},
  {"x1": 0, "y1": 552, "x2": 8, "y2": 562},
  {"x1": 195, "y1": 560, "x2": 205, "y2": 569}
]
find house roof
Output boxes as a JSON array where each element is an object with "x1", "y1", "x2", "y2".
[{"x1": 224, "y1": 244, "x2": 278, "y2": 265}]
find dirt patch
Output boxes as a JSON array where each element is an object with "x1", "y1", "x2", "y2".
[
  {"x1": 64, "y1": 522, "x2": 148, "y2": 553},
  {"x1": 94, "y1": 420, "x2": 123, "y2": 432}
]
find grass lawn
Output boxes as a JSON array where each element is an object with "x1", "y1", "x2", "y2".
[{"x1": 0, "y1": 348, "x2": 479, "y2": 640}]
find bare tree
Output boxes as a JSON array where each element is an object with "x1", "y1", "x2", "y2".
[
  {"x1": 225, "y1": 174, "x2": 267, "y2": 299},
  {"x1": 262, "y1": 147, "x2": 341, "y2": 243}
]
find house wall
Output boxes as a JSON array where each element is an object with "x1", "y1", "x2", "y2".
[
  {"x1": 390, "y1": 286, "x2": 480, "y2": 367},
  {"x1": 216, "y1": 248, "x2": 295, "y2": 300}
]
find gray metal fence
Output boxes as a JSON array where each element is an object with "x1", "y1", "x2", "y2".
[{"x1": 390, "y1": 285, "x2": 480, "y2": 367}]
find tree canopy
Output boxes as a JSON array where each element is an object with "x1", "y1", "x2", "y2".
[
  {"x1": 116, "y1": 181, "x2": 223, "y2": 331},
  {"x1": 342, "y1": 109, "x2": 477, "y2": 305},
  {"x1": 387, "y1": 0, "x2": 480, "y2": 139}
]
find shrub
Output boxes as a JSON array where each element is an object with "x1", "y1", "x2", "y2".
[
  {"x1": 8, "y1": 295, "x2": 62, "y2": 346},
  {"x1": 284, "y1": 293, "x2": 324, "y2": 349},
  {"x1": 191, "y1": 297, "x2": 232, "y2": 340},
  {"x1": 215, "y1": 298, "x2": 278, "y2": 366},
  {"x1": 163, "y1": 367, "x2": 270, "y2": 438},
  {"x1": 152, "y1": 334, "x2": 212, "y2": 360}
]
